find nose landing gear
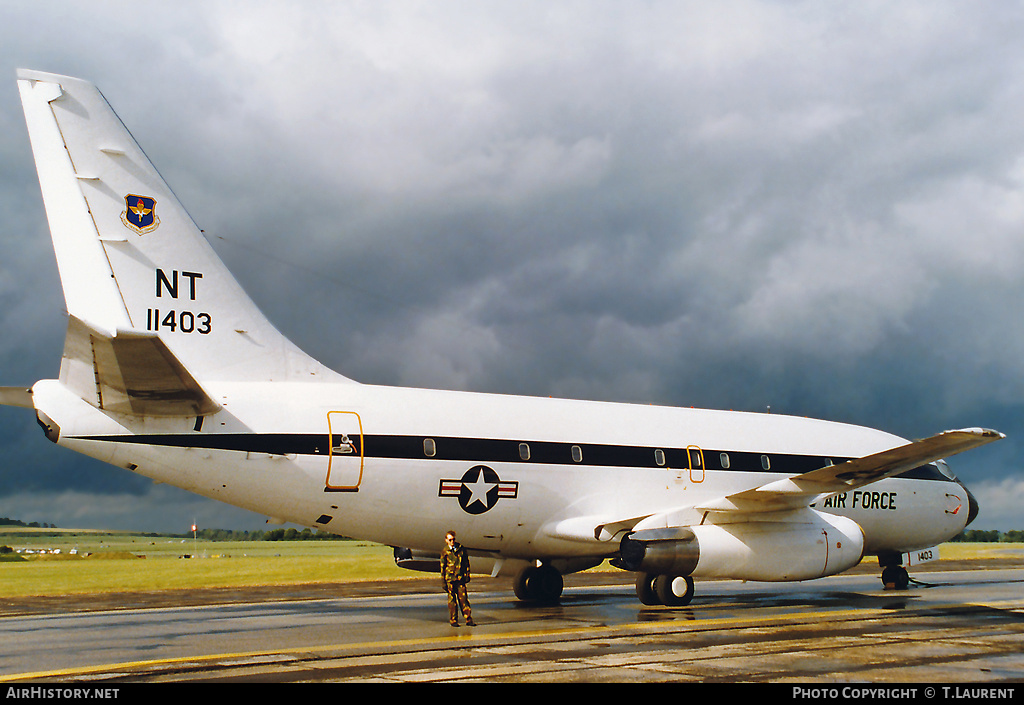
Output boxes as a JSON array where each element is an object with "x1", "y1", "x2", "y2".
[
  {"x1": 878, "y1": 551, "x2": 911, "y2": 590},
  {"x1": 881, "y1": 564, "x2": 910, "y2": 590}
]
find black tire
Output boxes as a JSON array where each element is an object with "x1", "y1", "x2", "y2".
[
  {"x1": 636, "y1": 572, "x2": 660, "y2": 605},
  {"x1": 514, "y1": 565, "x2": 564, "y2": 603},
  {"x1": 881, "y1": 565, "x2": 910, "y2": 590},
  {"x1": 654, "y1": 574, "x2": 695, "y2": 606},
  {"x1": 539, "y1": 565, "x2": 564, "y2": 603},
  {"x1": 896, "y1": 566, "x2": 910, "y2": 590},
  {"x1": 878, "y1": 549, "x2": 913, "y2": 590},
  {"x1": 513, "y1": 568, "x2": 533, "y2": 601}
]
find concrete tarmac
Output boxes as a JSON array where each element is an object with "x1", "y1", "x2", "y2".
[{"x1": 1, "y1": 565, "x2": 1023, "y2": 683}]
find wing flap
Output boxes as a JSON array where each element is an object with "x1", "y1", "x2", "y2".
[{"x1": 543, "y1": 514, "x2": 657, "y2": 544}]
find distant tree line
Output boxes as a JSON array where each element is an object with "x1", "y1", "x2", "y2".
[
  {"x1": 1, "y1": 518, "x2": 346, "y2": 541},
  {"x1": 172, "y1": 527, "x2": 348, "y2": 541},
  {"x1": 0, "y1": 517, "x2": 57, "y2": 528},
  {"x1": 952, "y1": 529, "x2": 1024, "y2": 543}
]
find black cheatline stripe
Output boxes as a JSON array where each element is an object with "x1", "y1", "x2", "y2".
[
  {"x1": 73, "y1": 433, "x2": 330, "y2": 457},
  {"x1": 71, "y1": 432, "x2": 950, "y2": 481}
]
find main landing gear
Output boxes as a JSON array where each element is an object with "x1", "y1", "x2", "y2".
[
  {"x1": 635, "y1": 572, "x2": 695, "y2": 606},
  {"x1": 513, "y1": 564, "x2": 564, "y2": 604}
]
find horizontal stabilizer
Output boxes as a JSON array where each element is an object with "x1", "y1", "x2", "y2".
[
  {"x1": 62, "y1": 316, "x2": 219, "y2": 417},
  {"x1": 0, "y1": 387, "x2": 33, "y2": 409}
]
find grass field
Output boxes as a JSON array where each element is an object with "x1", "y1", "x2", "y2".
[
  {"x1": 0, "y1": 528, "x2": 413, "y2": 597},
  {"x1": 1, "y1": 527, "x2": 1020, "y2": 598}
]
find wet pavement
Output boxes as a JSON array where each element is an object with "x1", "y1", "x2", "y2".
[{"x1": 2, "y1": 563, "x2": 1022, "y2": 683}]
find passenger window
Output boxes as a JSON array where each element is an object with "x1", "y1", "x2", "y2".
[
  {"x1": 720, "y1": 453, "x2": 730, "y2": 469},
  {"x1": 655, "y1": 449, "x2": 666, "y2": 466},
  {"x1": 761, "y1": 454, "x2": 771, "y2": 470},
  {"x1": 423, "y1": 438, "x2": 436, "y2": 457},
  {"x1": 571, "y1": 445, "x2": 583, "y2": 463},
  {"x1": 519, "y1": 443, "x2": 531, "y2": 461}
]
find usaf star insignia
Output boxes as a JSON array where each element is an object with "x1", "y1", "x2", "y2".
[
  {"x1": 120, "y1": 194, "x2": 160, "y2": 235},
  {"x1": 439, "y1": 465, "x2": 519, "y2": 514}
]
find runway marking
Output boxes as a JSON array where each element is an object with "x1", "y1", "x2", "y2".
[{"x1": 1, "y1": 597, "x2": 996, "y2": 683}]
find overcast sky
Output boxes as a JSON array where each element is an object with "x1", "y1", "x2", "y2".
[{"x1": 0, "y1": 1, "x2": 1020, "y2": 533}]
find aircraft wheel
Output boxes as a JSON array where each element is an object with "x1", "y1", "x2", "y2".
[
  {"x1": 881, "y1": 565, "x2": 910, "y2": 590},
  {"x1": 530, "y1": 565, "x2": 563, "y2": 603},
  {"x1": 636, "y1": 572, "x2": 660, "y2": 605},
  {"x1": 513, "y1": 569, "x2": 532, "y2": 601},
  {"x1": 654, "y1": 574, "x2": 695, "y2": 607},
  {"x1": 513, "y1": 565, "x2": 563, "y2": 603}
]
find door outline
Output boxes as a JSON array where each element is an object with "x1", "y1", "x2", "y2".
[
  {"x1": 326, "y1": 410, "x2": 364, "y2": 492},
  {"x1": 687, "y1": 445, "x2": 705, "y2": 483}
]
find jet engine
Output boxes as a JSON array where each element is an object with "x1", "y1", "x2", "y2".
[{"x1": 619, "y1": 511, "x2": 865, "y2": 582}]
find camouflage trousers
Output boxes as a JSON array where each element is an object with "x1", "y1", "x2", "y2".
[{"x1": 446, "y1": 582, "x2": 472, "y2": 625}]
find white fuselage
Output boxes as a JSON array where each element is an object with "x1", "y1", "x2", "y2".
[{"x1": 32, "y1": 376, "x2": 972, "y2": 564}]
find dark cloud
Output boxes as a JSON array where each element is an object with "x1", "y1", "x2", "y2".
[{"x1": 0, "y1": 1, "x2": 1021, "y2": 531}]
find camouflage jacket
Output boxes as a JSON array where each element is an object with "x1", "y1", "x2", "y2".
[{"x1": 441, "y1": 542, "x2": 471, "y2": 585}]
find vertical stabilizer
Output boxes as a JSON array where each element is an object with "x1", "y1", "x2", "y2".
[{"x1": 16, "y1": 69, "x2": 349, "y2": 407}]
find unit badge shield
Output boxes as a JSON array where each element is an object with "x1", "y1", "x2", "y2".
[{"x1": 120, "y1": 194, "x2": 160, "y2": 235}]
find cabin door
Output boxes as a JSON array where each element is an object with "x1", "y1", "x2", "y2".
[{"x1": 326, "y1": 410, "x2": 364, "y2": 492}]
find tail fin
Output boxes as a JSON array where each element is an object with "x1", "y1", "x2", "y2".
[{"x1": 17, "y1": 70, "x2": 349, "y2": 415}]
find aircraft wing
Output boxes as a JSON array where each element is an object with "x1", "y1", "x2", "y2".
[
  {"x1": 544, "y1": 427, "x2": 1003, "y2": 544},
  {"x1": 695, "y1": 427, "x2": 1004, "y2": 514}
]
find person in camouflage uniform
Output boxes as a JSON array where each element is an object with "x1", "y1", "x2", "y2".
[{"x1": 441, "y1": 530, "x2": 475, "y2": 626}]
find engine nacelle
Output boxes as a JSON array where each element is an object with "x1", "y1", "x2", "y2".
[{"x1": 619, "y1": 512, "x2": 865, "y2": 582}]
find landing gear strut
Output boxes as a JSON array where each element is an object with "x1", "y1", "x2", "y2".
[
  {"x1": 636, "y1": 572, "x2": 695, "y2": 606},
  {"x1": 513, "y1": 564, "x2": 564, "y2": 603}
]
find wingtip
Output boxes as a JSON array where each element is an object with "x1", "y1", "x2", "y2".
[{"x1": 944, "y1": 427, "x2": 1005, "y2": 440}]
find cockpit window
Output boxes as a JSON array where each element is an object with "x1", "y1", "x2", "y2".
[{"x1": 935, "y1": 459, "x2": 957, "y2": 481}]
